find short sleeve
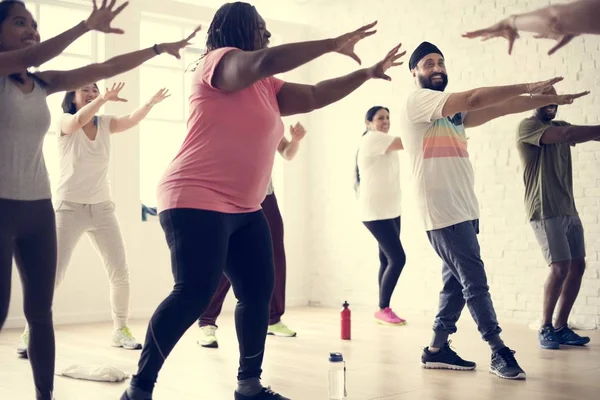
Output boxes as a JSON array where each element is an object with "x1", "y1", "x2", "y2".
[
  {"x1": 99, "y1": 115, "x2": 114, "y2": 134},
  {"x1": 199, "y1": 47, "x2": 239, "y2": 89},
  {"x1": 406, "y1": 89, "x2": 452, "y2": 124},
  {"x1": 517, "y1": 118, "x2": 551, "y2": 147},
  {"x1": 269, "y1": 76, "x2": 285, "y2": 95},
  {"x1": 361, "y1": 131, "x2": 396, "y2": 157}
]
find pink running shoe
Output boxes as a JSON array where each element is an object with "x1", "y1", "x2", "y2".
[{"x1": 374, "y1": 308, "x2": 406, "y2": 326}]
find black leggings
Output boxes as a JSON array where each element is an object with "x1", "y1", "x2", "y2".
[
  {"x1": 131, "y1": 208, "x2": 275, "y2": 393},
  {"x1": 0, "y1": 198, "x2": 56, "y2": 400},
  {"x1": 363, "y1": 217, "x2": 406, "y2": 309}
]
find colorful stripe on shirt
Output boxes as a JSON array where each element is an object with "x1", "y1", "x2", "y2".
[{"x1": 422, "y1": 118, "x2": 469, "y2": 159}]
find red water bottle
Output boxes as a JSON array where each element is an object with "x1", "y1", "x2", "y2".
[{"x1": 341, "y1": 301, "x2": 351, "y2": 340}]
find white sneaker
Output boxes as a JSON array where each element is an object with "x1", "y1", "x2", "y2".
[
  {"x1": 17, "y1": 328, "x2": 29, "y2": 358},
  {"x1": 198, "y1": 325, "x2": 219, "y2": 348},
  {"x1": 111, "y1": 327, "x2": 142, "y2": 350}
]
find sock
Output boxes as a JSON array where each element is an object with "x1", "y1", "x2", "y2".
[
  {"x1": 126, "y1": 386, "x2": 153, "y2": 400},
  {"x1": 237, "y1": 378, "x2": 263, "y2": 396},
  {"x1": 430, "y1": 331, "x2": 449, "y2": 350},
  {"x1": 488, "y1": 335, "x2": 506, "y2": 353},
  {"x1": 555, "y1": 325, "x2": 566, "y2": 332}
]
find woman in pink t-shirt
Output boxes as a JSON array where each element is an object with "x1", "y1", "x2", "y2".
[{"x1": 122, "y1": 3, "x2": 405, "y2": 400}]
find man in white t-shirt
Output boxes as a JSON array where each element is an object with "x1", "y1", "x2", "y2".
[{"x1": 403, "y1": 41, "x2": 586, "y2": 380}]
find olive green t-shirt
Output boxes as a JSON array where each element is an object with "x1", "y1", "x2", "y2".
[{"x1": 516, "y1": 117, "x2": 577, "y2": 221}]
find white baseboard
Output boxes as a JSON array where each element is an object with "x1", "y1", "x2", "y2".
[{"x1": 3, "y1": 298, "x2": 309, "y2": 330}]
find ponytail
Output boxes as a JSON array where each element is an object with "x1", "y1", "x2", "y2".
[{"x1": 354, "y1": 130, "x2": 369, "y2": 193}]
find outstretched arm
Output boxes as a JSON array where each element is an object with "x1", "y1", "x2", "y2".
[
  {"x1": 61, "y1": 81, "x2": 127, "y2": 134},
  {"x1": 276, "y1": 43, "x2": 405, "y2": 116},
  {"x1": 463, "y1": 0, "x2": 600, "y2": 55},
  {"x1": 37, "y1": 26, "x2": 200, "y2": 95},
  {"x1": 541, "y1": 125, "x2": 600, "y2": 145},
  {"x1": 211, "y1": 22, "x2": 378, "y2": 93},
  {"x1": 110, "y1": 88, "x2": 170, "y2": 133},
  {"x1": 440, "y1": 77, "x2": 563, "y2": 119},
  {"x1": 464, "y1": 91, "x2": 590, "y2": 128},
  {"x1": 0, "y1": 0, "x2": 127, "y2": 76}
]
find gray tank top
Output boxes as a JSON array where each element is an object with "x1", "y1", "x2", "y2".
[{"x1": 0, "y1": 75, "x2": 52, "y2": 200}]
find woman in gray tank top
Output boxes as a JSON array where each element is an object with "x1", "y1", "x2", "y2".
[{"x1": 0, "y1": 1, "x2": 199, "y2": 399}]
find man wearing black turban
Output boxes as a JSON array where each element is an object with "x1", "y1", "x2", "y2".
[{"x1": 401, "y1": 41, "x2": 588, "y2": 381}]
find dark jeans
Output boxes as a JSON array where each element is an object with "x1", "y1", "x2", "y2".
[
  {"x1": 200, "y1": 193, "x2": 287, "y2": 327},
  {"x1": 131, "y1": 208, "x2": 275, "y2": 393},
  {"x1": 363, "y1": 217, "x2": 406, "y2": 309},
  {"x1": 0, "y1": 198, "x2": 56, "y2": 400},
  {"x1": 426, "y1": 220, "x2": 502, "y2": 347}
]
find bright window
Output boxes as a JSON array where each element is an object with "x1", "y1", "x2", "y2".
[
  {"x1": 24, "y1": 1, "x2": 102, "y2": 194},
  {"x1": 139, "y1": 16, "x2": 206, "y2": 207}
]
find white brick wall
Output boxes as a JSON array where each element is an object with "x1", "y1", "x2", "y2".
[{"x1": 300, "y1": 0, "x2": 600, "y2": 329}]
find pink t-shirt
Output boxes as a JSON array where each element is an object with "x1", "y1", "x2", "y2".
[{"x1": 157, "y1": 47, "x2": 285, "y2": 214}]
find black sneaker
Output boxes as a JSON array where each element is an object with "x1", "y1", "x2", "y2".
[
  {"x1": 555, "y1": 326, "x2": 590, "y2": 346},
  {"x1": 234, "y1": 387, "x2": 290, "y2": 400},
  {"x1": 538, "y1": 324, "x2": 559, "y2": 349},
  {"x1": 421, "y1": 341, "x2": 476, "y2": 370},
  {"x1": 490, "y1": 347, "x2": 526, "y2": 380},
  {"x1": 120, "y1": 387, "x2": 152, "y2": 400}
]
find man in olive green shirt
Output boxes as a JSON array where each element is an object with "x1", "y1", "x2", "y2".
[{"x1": 517, "y1": 87, "x2": 598, "y2": 350}]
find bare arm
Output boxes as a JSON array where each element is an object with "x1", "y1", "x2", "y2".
[
  {"x1": 38, "y1": 26, "x2": 200, "y2": 95},
  {"x1": 541, "y1": 125, "x2": 600, "y2": 145},
  {"x1": 277, "y1": 44, "x2": 405, "y2": 116},
  {"x1": 212, "y1": 22, "x2": 379, "y2": 93},
  {"x1": 277, "y1": 69, "x2": 370, "y2": 116},
  {"x1": 277, "y1": 136, "x2": 300, "y2": 160},
  {"x1": 442, "y1": 77, "x2": 562, "y2": 118},
  {"x1": 0, "y1": 0, "x2": 128, "y2": 77},
  {"x1": 463, "y1": 0, "x2": 599, "y2": 54},
  {"x1": 0, "y1": 22, "x2": 90, "y2": 77},
  {"x1": 61, "y1": 96, "x2": 107, "y2": 134},
  {"x1": 110, "y1": 88, "x2": 169, "y2": 133},
  {"x1": 38, "y1": 47, "x2": 158, "y2": 95},
  {"x1": 513, "y1": 0, "x2": 600, "y2": 36},
  {"x1": 464, "y1": 91, "x2": 589, "y2": 128}
]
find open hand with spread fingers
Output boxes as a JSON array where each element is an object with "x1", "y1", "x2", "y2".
[
  {"x1": 462, "y1": 17, "x2": 520, "y2": 54},
  {"x1": 155, "y1": 25, "x2": 202, "y2": 60},
  {"x1": 367, "y1": 42, "x2": 406, "y2": 81},
  {"x1": 85, "y1": 0, "x2": 129, "y2": 34},
  {"x1": 333, "y1": 21, "x2": 378, "y2": 65},
  {"x1": 102, "y1": 82, "x2": 128, "y2": 102},
  {"x1": 146, "y1": 88, "x2": 171, "y2": 106}
]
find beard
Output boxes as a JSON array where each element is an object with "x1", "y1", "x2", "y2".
[
  {"x1": 418, "y1": 72, "x2": 448, "y2": 92},
  {"x1": 538, "y1": 105, "x2": 558, "y2": 121}
]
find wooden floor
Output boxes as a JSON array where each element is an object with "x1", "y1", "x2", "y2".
[{"x1": 1, "y1": 306, "x2": 599, "y2": 399}]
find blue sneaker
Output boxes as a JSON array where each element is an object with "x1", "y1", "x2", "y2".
[
  {"x1": 555, "y1": 326, "x2": 590, "y2": 346},
  {"x1": 539, "y1": 324, "x2": 559, "y2": 349}
]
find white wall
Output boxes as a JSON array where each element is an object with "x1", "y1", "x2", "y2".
[
  {"x1": 303, "y1": 0, "x2": 600, "y2": 329},
  {"x1": 4, "y1": 0, "x2": 315, "y2": 328}
]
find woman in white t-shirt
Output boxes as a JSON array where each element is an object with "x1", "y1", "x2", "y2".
[
  {"x1": 355, "y1": 106, "x2": 406, "y2": 326},
  {"x1": 17, "y1": 82, "x2": 170, "y2": 355}
]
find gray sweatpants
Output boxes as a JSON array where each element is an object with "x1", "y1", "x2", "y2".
[
  {"x1": 54, "y1": 200, "x2": 130, "y2": 329},
  {"x1": 426, "y1": 220, "x2": 503, "y2": 350}
]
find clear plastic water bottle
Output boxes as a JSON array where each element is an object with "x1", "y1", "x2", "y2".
[{"x1": 328, "y1": 352, "x2": 347, "y2": 400}]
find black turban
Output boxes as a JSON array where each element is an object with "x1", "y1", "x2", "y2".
[{"x1": 409, "y1": 41, "x2": 444, "y2": 70}]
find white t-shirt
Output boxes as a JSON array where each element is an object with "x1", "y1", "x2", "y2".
[
  {"x1": 357, "y1": 130, "x2": 401, "y2": 221},
  {"x1": 54, "y1": 114, "x2": 113, "y2": 204},
  {"x1": 402, "y1": 89, "x2": 479, "y2": 231}
]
